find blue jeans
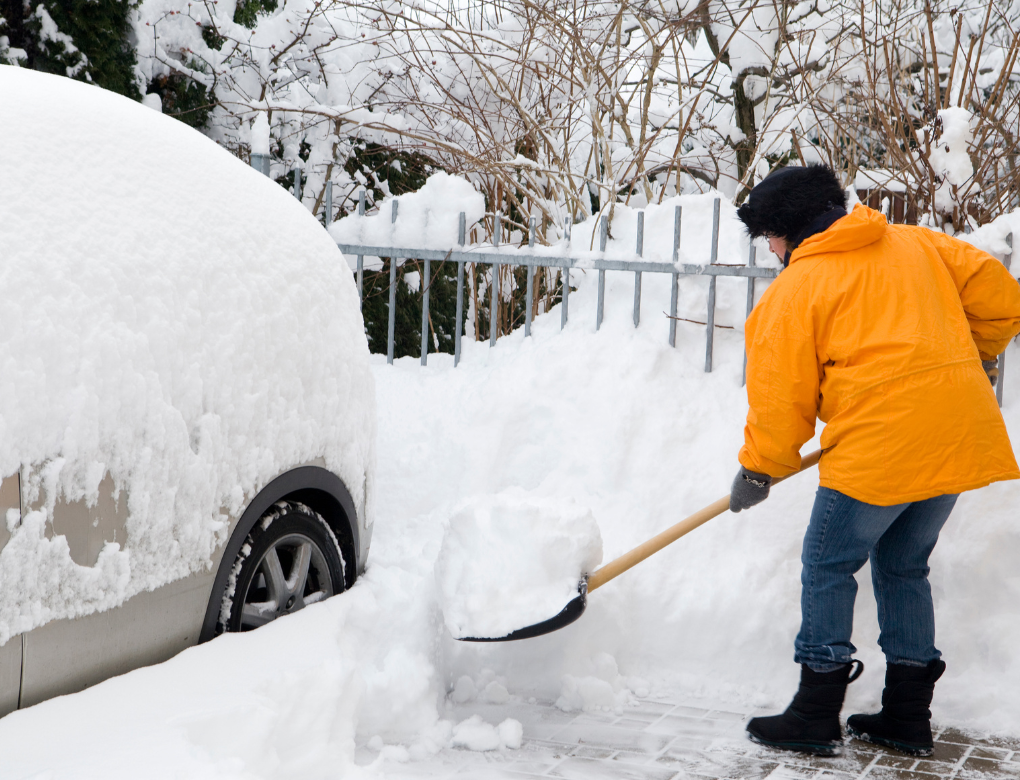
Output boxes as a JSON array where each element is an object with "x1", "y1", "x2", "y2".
[{"x1": 794, "y1": 487, "x2": 957, "y2": 672}]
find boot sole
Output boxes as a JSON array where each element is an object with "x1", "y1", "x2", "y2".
[
  {"x1": 846, "y1": 725, "x2": 933, "y2": 757},
  {"x1": 747, "y1": 731, "x2": 842, "y2": 757}
]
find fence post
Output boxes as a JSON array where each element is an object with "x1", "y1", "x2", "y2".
[
  {"x1": 455, "y1": 212, "x2": 466, "y2": 367},
  {"x1": 525, "y1": 217, "x2": 536, "y2": 337},
  {"x1": 324, "y1": 181, "x2": 333, "y2": 226},
  {"x1": 387, "y1": 200, "x2": 398, "y2": 365},
  {"x1": 705, "y1": 198, "x2": 720, "y2": 373},
  {"x1": 998, "y1": 231, "x2": 1013, "y2": 407},
  {"x1": 491, "y1": 213, "x2": 501, "y2": 347},
  {"x1": 251, "y1": 154, "x2": 270, "y2": 177},
  {"x1": 669, "y1": 206, "x2": 681, "y2": 347},
  {"x1": 634, "y1": 212, "x2": 644, "y2": 327},
  {"x1": 421, "y1": 255, "x2": 431, "y2": 366},
  {"x1": 562, "y1": 217, "x2": 571, "y2": 330},
  {"x1": 357, "y1": 190, "x2": 365, "y2": 309},
  {"x1": 742, "y1": 243, "x2": 756, "y2": 387},
  {"x1": 596, "y1": 215, "x2": 608, "y2": 331},
  {"x1": 293, "y1": 164, "x2": 302, "y2": 201}
]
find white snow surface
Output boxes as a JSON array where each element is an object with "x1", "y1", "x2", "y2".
[
  {"x1": 329, "y1": 172, "x2": 486, "y2": 252},
  {"x1": 435, "y1": 490, "x2": 603, "y2": 639},
  {"x1": 1, "y1": 159, "x2": 1019, "y2": 774},
  {"x1": 0, "y1": 67, "x2": 374, "y2": 645}
]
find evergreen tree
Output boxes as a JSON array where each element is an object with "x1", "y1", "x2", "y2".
[{"x1": 1, "y1": 0, "x2": 140, "y2": 99}]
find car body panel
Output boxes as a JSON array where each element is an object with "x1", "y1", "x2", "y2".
[
  {"x1": 45, "y1": 474, "x2": 129, "y2": 568},
  {"x1": 0, "y1": 474, "x2": 21, "y2": 718},
  {"x1": 0, "y1": 462, "x2": 368, "y2": 714},
  {"x1": 19, "y1": 569, "x2": 215, "y2": 708}
]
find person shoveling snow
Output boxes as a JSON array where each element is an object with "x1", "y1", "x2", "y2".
[
  {"x1": 435, "y1": 489, "x2": 603, "y2": 640},
  {"x1": 731, "y1": 164, "x2": 1020, "y2": 757}
]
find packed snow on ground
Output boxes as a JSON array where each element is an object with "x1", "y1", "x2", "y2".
[
  {"x1": 0, "y1": 66, "x2": 374, "y2": 645},
  {"x1": 1, "y1": 161, "x2": 1019, "y2": 776},
  {"x1": 435, "y1": 490, "x2": 602, "y2": 639}
]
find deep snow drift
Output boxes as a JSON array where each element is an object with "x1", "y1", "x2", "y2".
[
  {"x1": 435, "y1": 490, "x2": 603, "y2": 639},
  {"x1": 1, "y1": 214, "x2": 1017, "y2": 777},
  {"x1": 0, "y1": 66, "x2": 373, "y2": 644}
]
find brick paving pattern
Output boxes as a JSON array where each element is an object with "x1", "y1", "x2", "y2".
[{"x1": 368, "y1": 698, "x2": 1020, "y2": 779}]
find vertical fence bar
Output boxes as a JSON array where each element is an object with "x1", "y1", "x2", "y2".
[
  {"x1": 455, "y1": 212, "x2": 466, "y2": 367},
  {"x1": 705, "y1": 198, "x2": 720, "y2": 373},
  {"x1": 356, "y1": 190, "x2": 366, "y2": 309},
  {"x1": 293, "y1": 165, "x2": 302, "y2": 201},
  {"x1": 525, "y1": 217, "x2": 536, "y2": 337},
  {"x1": 742, "y1": 243, "x2": 757, "y2": 387},
  {"x1": 634, "y1": 212, "x2": 644, "y2": 328},
  {"x1": 562, "y1": 217, "x2": 571, "y2": 330},
  {"x1": 998, "y1": 231, "x2": 1013, "y2": 407},
  {"x1": 387, "y1": 200, "x2": 398, "y2": 365},
  {"x1": 669, "y1": 206, "x2": 681, "y2": 347},
  {"x1": 597, "y1": 215, "x2": 608, "y2": 331},
  {"x1": 421, "y1": 256, "x2": 431, "y2": 366},
  {"x1": 491, "y1": 213, "x2": 501, "y2": 347},
  {"x1": 250, "y1": 153, "x2": 271, "y2": 177},
  {"x1": 324, "y1": 181, "x2": 332, "y2": 226}
]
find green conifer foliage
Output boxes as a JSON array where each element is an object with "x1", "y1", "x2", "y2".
[
  {"x1": 347, "y1": 144, "x2": 466, "y2": 358},
  {"x1": 23, "y1": 0, "x2": 140, "y2": 99}
]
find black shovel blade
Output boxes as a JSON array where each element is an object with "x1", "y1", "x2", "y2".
[{"x1": 459, "y1": 580, "x2": 588, "y2": 642}]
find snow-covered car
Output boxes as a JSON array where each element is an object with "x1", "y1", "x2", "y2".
[{"x1": 0, "y1": 67, "x2": 375, "y2": 716}]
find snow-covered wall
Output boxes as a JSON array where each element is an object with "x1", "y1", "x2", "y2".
[{"x1": 0, "y1": 66, "x2": 375, "y2": 645}]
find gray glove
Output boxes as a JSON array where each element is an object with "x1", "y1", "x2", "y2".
[
  {"x1": 982, "y1": 358, "x2": 999, "y2": 387},
  {"x1": 730, "y1": 466, "x2": 772, "y2": 512}
]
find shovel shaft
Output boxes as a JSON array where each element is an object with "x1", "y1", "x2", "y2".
[{"x1": 586, "y1": 449, "x2": 822, "y2": 593}]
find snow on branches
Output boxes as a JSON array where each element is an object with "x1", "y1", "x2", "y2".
[{"x1": 133, "y1": 0, "x2": 1019, "y2": 238}]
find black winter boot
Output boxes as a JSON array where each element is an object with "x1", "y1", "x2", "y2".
[
  {"x1": 846, "y1": 659, "x2": 946, "y2": 756},
  {"x1": 747, "y1": 661, "x2": 863, "y2": 756}
]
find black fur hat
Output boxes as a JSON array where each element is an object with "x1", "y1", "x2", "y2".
[{"x1": 737, "y1": 165, "x2": 847, "y2": 241}]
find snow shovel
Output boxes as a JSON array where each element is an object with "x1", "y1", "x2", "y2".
[{"x1": 460, "y1": 449, "x2": 822, "y2": 642}]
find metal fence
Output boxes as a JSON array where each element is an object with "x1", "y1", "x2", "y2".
[
  {"x1": 335, "y1": 196, "x2": 780, "y2": 383},
  {"x1": 247, "y1": 162, "x2": 1015, "y2": 403}
]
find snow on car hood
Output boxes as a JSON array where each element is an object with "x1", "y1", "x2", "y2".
[{"x1": 0, "y1": 66, "x2": 375, "y2": 644}]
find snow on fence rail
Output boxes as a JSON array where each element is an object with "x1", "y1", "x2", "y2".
[{"x1": 334, "y1": 194, "x2": 779, "y2": 383}]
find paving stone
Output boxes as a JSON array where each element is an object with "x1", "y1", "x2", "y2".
[
  {"x1": 569, "y1": 745, "x2": 614, "y2": 760},
  {"x1": 761, "y1": 764, "x2": 820, "y2": 780},
  {"x1": 941, "y1": 731, "x2": 1020, "y2": 752},
  {"x1": 875, "y1": 754, "x2": 919, "y2": 769},
  {"x1": 645, "y1": 714, "x2": 746, "y2": 739},
  {"x1": 656, "y1": 745, "x2": 779, "y2": 779},
  {"x1": 548, "y1": 756, "x2": 679, "y2": 780},
  {"x1": 707, "y1": 711, "x2": 750, "y2": 722},
  {"x1": 547, "y1": 723, "x2": 674, "y2": 754},
  {"x1": 866, "y1": 766, "x2": 942, "y2": 780},
  {"x1": 930, "y1": 741, "x2": 971, "y2": 762}
]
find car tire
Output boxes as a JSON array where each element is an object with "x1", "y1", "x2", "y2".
[{"x1": 220, "y1": 501, "x2": 346, "y2": 633}]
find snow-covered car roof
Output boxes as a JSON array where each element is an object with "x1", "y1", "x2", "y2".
[{"x1": 0, "y1": 66, "x2": 374, "y2": 644}]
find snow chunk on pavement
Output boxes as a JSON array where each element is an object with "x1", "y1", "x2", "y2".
[
  {"x1": 435, "y1": 489, "x2": 603, "y2": 640},
  {"x1": 450, "y1": 715, "x2": 522, "y2": 751}
]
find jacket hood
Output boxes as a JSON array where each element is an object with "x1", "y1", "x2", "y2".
[{"x1": 789, "y1": 205, "x2": 888, "y2": 265}]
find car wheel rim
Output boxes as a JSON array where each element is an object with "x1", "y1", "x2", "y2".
[{"x1": 238, "y1": 532, "x2": 334, "y2": 630}]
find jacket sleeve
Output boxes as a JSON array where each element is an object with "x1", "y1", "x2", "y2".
[
  {"x1": 739, "y1": 278, "x2": 820, "y2": 479},
  {"x1": 927, "y1": 230, "x2": 1020, "y2": 360}
]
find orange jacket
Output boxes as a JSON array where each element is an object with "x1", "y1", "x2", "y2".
[{"x1": 740, "y1": 205, "x2": 1020, "y2": 505}]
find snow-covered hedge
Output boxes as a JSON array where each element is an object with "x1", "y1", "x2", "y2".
[{"x1": 0, "y1": 66, "x2": 375, "y2": 644}]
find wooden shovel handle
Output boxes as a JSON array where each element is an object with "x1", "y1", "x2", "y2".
[{"x1": 586, "y1": 449, "x2": 823, "y2": 593}]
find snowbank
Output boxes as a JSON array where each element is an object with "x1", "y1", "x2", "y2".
[
  {"x1": 435, "y1": 490, "x2": 602, "y2": 639},
  {"x1": 0, "y1": 66, "x2": 374, "y2": 643}
]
